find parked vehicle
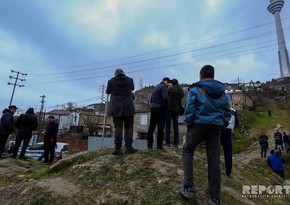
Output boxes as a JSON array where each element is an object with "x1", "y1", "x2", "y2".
[{"x1": 25, "y1": 142, "x2": 69, "y2": 159}]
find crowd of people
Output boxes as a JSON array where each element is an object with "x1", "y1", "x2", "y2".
[
  {"x1": 106, "y1": 65, "x2": 231, "y2": 204},
  {"x1": 0, "y1": 105, "x2": 58, "y2": 164},
  {"x1": 259, "y1": 129, "x2": 289, "y2": 180},
  {"x1": 4, "y1": 65, "x2": 279, "y2": 204}
]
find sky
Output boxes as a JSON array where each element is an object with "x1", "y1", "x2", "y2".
[{"x1": 0, "y1": 0, "x2": 290, "y2": 113}]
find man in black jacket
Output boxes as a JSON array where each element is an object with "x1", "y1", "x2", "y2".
[
  {"x1": 165, "y1": 79, "x2": 184, "y2": 147},
  {"x1": 44, "y1": 115, "x2": 58, "y2": 163},
  {"x1": 106, "y1": 68, "x2": 137, "y2": 155},
  {"x1": 0, "y1": 105, "x2": 18, "y2": 158},
  {"x1": 13, "y1": 107, "x2": 38, "y2": 159}
]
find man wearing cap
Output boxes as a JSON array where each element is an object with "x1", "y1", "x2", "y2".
[
  {"x1": 0, "y1": 105, "x2": 18, "y2": 158},
  {"x1": 106, "y1": 68, "x2": 137, "y2": 155},
  {"x1": 178, "y1": 65, "x2": 231, "y2": 205},
  {"x1": 147, "y1": 77, "x2": 171, "y2": 150}
]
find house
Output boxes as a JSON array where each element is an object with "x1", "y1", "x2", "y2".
[{"x1": 226, "y1": 90, "x2": 253, "y2": 110}]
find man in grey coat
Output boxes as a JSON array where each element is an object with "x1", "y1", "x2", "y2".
[{"x1": 106, "y1": 68, "x2": 137, "y2": 155}]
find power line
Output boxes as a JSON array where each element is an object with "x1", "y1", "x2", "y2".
[{"x1": 21, "y1": 16, "x2": 290, "y2": 72}]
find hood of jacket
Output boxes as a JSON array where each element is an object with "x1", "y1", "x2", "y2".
[
  {"x1": 114, "y1": 75, "x2": 129, "y2": 88},
  {"x1": 26, "y1": 107, "x2": 35, "y2": 115},
  {"x1": 2, "y1": 108, "x2": 10, "y2": 114},
  {"x1": 194, "y1": 79, "x2": 225, "y2": 98}
]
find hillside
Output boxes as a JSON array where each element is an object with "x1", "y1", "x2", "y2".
[{"x1": 1, "y1": 96, "x2": 290, "y2": 204}]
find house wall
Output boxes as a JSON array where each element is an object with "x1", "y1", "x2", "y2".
[
  {"x1": 133, "y1": 112, "x2": 187, "y2": 146},
  {"x1": 228, "y1": 92, "x2": 253, "y2": 110}
]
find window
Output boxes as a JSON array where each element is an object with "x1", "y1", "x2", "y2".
[{"x1": 140, "y1": 115, "x2": 148, "y2": 125}]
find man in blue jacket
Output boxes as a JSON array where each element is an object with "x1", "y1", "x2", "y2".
[
  {"x1": 178, "y1": 65, "x2": 231, "y2": 205},
  {"x1": 0, "y1": 105, "x2": 18, "y2": 159},
  {"x1": 268, "y1": 149, "x2": 285, "y2": 179},
  {"x1": 147, "y1": 77, "x2": 171, "y2": 150}
]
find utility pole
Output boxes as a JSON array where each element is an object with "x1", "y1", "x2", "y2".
[
  {"x1": 38, "y1": 95, "x2": 46, "y2": 141},
  {"x1": 99, "y1": 84, "x2": 105, "y2": 103},
  {"x1": 7, "y1": 70, "x2": 27, "y2": 106}
]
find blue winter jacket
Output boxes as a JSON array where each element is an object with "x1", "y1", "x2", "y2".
[
  {"x1": 184, "y1": 79, "x2": 231, "y2": 127},
  {"x1": 268, "y1": 154, "x2": 284, "y2": 171},
  {"x1": 150, "y1": 82, "x2": 168, "y2": 108}
]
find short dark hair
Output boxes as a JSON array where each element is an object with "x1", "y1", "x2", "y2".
[
  {"x1": 163, "y1": 77, "x2": 170, "y2": 82},
  {"x1": 48, "y1": 115, "x2": 55, "y2": 119},
  {"x1": 200, "y1": 65, "x2": 214, "y2": 78},
  {"x1": 270, "y1": 149, "x2": 275, "y2": 155},
  {"x1": 170, "y1": 79, "x2": 178, "y2": 85}
]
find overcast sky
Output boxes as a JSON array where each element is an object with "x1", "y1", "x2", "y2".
[{"x1": 0, "y1": 0, "x2": 289, "y2": 113}]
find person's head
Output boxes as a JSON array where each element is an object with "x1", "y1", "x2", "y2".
[
  {"x1": 115, "y1": 68, "x2": 125, "y2": 77},
  {"x1": 8, "y1": 105, "x2": 18, "y2": 114},
  {"x1": 162, "y1": 77, "x2": 171, "y2": 87},
  {"x1": 26, "y1": 107, "x2": 35, "y2": 115},
  {"x1": 200, "y1": 65, "x2": 214, "y2": 79},
  {"x1": 48, "y1": 115, "x2": 55, "y2": 123},
  {"x1": 170, "y1": 79, "x2": 178, "y2": 85},
  {"x1": 270, "y1": 149, "x2": 275, "y2": 155}
]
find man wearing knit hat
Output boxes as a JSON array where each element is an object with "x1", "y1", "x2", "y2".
[{"x1": 106, "y1": 68, "x2": 137, "y2": 155}]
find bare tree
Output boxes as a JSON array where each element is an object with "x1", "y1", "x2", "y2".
[{"x1": 81, "y1": 114, "x2": 102, "y2": 135}]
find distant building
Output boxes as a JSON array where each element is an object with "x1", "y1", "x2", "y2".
[{"x1": 226, "y1": 90, "x2": 253, "y2": 110}]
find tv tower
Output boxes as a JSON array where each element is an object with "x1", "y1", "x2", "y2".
[{"x1": 267, "y1": 0, "x2": 290, "y2": 77}]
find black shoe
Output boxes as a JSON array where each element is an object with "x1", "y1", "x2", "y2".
[
  {"x1": 125, "y1": 147, "x2": 138, "y2": 154},
  {"x1": 148, "y1": 146, "x2": 153, "y2": 149},
  {"x1": 112, "y1": 149, "x2": 123, "y2": 156},
  {"x1": 157, "y1": 146, "x2": 164, "y2": 150}
]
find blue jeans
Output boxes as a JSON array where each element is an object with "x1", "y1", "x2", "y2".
[
  {"x1": 165, "y1": 112, "x2": 179, "y2": 145},
  {"x1": 284, "y1": 142, "x2": 289, "y2": 151}
]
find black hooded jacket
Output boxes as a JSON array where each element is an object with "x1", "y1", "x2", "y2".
[
  {"x1": 15, "y1": 108, "x2": 39, "y2": 138},
  {"x1": 0, "y1": 108, "x2": 15, "y2": 135},
  {"x1": 106, "y1": 74, "x2": 135, "y2": 117}
]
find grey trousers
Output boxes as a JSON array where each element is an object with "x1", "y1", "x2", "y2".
[
  {"x1": 113, "y1": 116, "x2": 134, "y2": 149},
  {"x1": 182, "y1": 125, "x2": 221, "y2": 200}
]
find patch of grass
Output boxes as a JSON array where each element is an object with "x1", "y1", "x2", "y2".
[{"x1": 28, "y1": 192, "x2": 66, "y2": 205}]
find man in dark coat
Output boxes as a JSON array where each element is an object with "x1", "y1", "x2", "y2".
[
  {"x1": 165, "y1": 78, "x2": 184, "y2": 147},
  {"x1": 274, "y1": 129, "x2": 283, "y2": 150},
  {"x1": 259, "y1": 132, "x2": 269, "y2": 158},
  {"x1": 13, "y1": 107, "x2": 38, "y2": 159},
  {"x1": 147, "y1": 77, "x2": 171, "y2": 150},
  {"x1": 44, "y1": 115, "x2": 58, "y2": 163},
  {"x1": 106, "y1": 68, "x2": 137, "y2": 155},
  {"x1": 0, "y1": 105, "x2": 18, "y2": 158}
]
